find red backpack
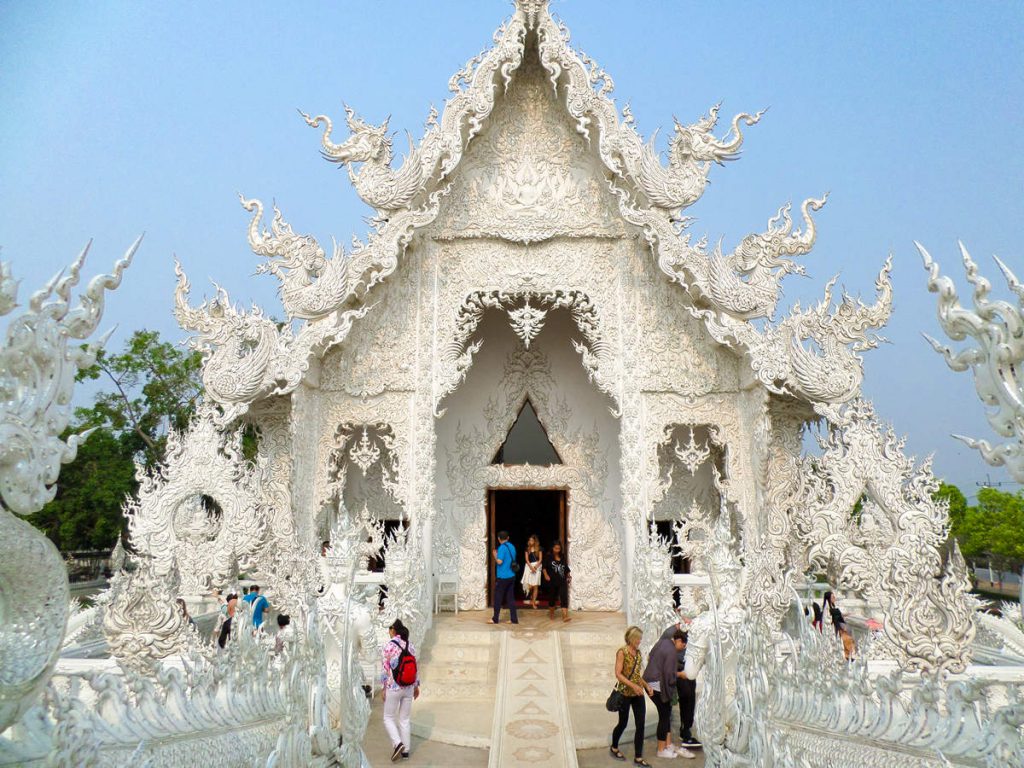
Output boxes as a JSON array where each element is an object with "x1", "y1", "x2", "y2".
[{"x1": 391, "y1": 639, "x2": 418, "y2": 687}]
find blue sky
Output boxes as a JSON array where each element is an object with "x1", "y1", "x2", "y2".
[{"x1": 1, "y1": 1, "x2": 1022, "y2": 494}]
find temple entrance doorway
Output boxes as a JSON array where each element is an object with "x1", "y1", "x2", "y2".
[{"x1": 487, "y1": 488, "x2": 567, "y2": 605}]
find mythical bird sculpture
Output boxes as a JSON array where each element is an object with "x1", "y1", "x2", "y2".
[
  {"x1": 300, "y1": 106, "x2": 426, "y2": 213},
  {"x1": 631, "y1": 104, "x2": 765, "y2": 213},
  {"x1": 173, "y1": 260, "x2": 289, "y2": 421},
  {"x1": 919, "y1": 241, "x2": 1024, "y2": 481},
  {"x1": 698, "y1": 257, "x2": 893, "y2": 404},
  {"x1": 242, "y1": 196, "x2": 353, "y2": 320},
  {"x1": 692, "y1": 195, "x2": 829, "y2": 321}
]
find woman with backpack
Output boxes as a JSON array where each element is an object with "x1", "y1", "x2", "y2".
[{"x1": 381, "y1": 618, "x2": 420, "y2": 761}]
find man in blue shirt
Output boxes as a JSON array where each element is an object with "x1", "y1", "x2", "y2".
[
  {"x1": 490, "y1": 531, "x2": 519, "y2": 625},
  {"x1": 243, "y1": 584, "x2": 270, "y2": 629}
]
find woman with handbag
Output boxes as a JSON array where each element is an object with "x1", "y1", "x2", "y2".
[{"x1": 609, "y1": 625, "x2": 653, "y2": 765}]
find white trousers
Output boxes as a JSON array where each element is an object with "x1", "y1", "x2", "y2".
[{"x1": 382, "y1": 685, "x2": 414, "y2": 749}]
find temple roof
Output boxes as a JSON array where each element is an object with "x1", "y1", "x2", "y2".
[{"x1": 173, "y1": 1, "x2": 894, "y2": 424}]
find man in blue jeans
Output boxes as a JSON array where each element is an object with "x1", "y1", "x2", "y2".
[{"x1": 489, "y1": 530, "x2": 519, "y2": 625}]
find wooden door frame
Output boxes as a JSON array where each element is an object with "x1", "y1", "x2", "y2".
[{"x1": 486, "y1": 487, "x2": 569, "y2": 601}]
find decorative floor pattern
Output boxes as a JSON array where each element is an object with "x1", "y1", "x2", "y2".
[{"x1": 488, "y1": 626, "x2": 578, "y2": 768}]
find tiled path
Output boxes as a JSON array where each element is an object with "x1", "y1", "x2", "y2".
[
  {"x1": 372, "y1": 610, "x2": 706, "y2": 767},
  {"x1": 488, "y1": 627, "x2": 577, "y2": 767}
]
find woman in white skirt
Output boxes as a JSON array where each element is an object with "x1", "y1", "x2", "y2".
[{"x1": 522, "y1": 534, "x2": 543, "y2": 609}]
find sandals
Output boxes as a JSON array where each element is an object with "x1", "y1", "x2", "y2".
[
  {"x1": 633, "y1": 760, "x2": 650, "y2": 767},
  {"x1": 609, "y1": 747, "x2": 625, "y2": 761}
]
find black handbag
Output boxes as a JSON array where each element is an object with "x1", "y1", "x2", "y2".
[
  {"x1": 502, "y1": 543, "x2": 520, "y2": 573},
  {"x1": 606, "y1": 649, "x2": 640, "y2": 712},
  {"x1": 605, "y1": 689, "x2": 627, "y2": 712}
]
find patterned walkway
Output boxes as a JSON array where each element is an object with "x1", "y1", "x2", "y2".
[{"x1": 488, "y1": 626, "x2": 578, "y2": 768}]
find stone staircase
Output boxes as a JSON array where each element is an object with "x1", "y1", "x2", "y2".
[
  {"x1": 560, "y1": 617, "x2": 656, "y2": 749},
  {"x1": 411, "y1": 616, "x2": 500, "y2": 747},
  {"x1": 411, "y1": 611, "x2": 654, "y2": 755}
]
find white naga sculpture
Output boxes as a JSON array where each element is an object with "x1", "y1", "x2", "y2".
[
  {"x1": 920, "y1": 241, "x2": 1024, "y2": 481},
  {"x1": 0, "y1": 240, "x2": 136, "y2": 734}
]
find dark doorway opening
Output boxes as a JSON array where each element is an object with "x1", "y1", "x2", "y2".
[{"x1": 487, "y1": 488, "x2": 567, "y2": 605}]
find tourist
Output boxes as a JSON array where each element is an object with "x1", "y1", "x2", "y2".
[
  {"x1": 489, "y1": 530, "x2": 519, "y2": 625},
  {"x1": 810, "y1": 600, "x2": 824, "y2": 632},
  {"x1": 659, "y1": 624, "x2": 699, "y2": 751},
  {"x1": 274, "y1": 614, "x2": 293, "y2": 655},
  {"x1": 175, "y1": 598, "x2": 197, "y2": 631},
  {"x1": 840, "y1": 627, "x2": 857, "y2": 661},
  {"x1": 643, "y1": 628, "x2": 696, "y2": 759},
  {"x1": 218, "y1": 593, "x2": 238, "y2": 649},
  {"x1": 381, "y1": 619, "x2": 420, "y2": 761},
  {"x1": 543, "y1": 540, "x2": 571, "y2": 622},
  {"x1": 610, "y1": 625, "x2": 652, "y2": 766},
  {"x1": 521, "y1": 534, "x2": 543, "y2": 609},
  {"x1": 243, "y1": 584, "x2": 270, "y2": 629},
  {"x1": 822, "y1": 591, "x2": 845, "y2": 635}
]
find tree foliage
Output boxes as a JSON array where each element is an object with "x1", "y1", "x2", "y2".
[
  {"x1": 75, "y1": 329, "x2": 203, "y2": 467},
  {"x1": 27, "y1": 330, "x2": 203, "y2": 551},
  {"x1": 941, "y1": 481, "x2": 1024, "y2": 572}
]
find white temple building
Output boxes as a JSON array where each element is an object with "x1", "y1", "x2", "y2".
[{"x1": 3, "y1": 2, "x2": 1023, "y2": 766}]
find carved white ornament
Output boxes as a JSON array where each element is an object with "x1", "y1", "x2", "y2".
[
  {"x1": 0, "y1": 240, "x2": 136, "y2": 733},
  {"x1": 348, "y1": 427, "x2": 381, "y2": 476},
  {"x1": 673, "y1": 427, "x2": 712, "y2": 475},
  {"x1": 920, "y1": 241, "x2": 1024, "y2": 481}
]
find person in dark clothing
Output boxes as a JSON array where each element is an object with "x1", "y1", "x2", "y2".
[
  {"x1": 643, "y1": 629, "x2": 696, "y2": 759},
  {"x1": 610, "y1": 625, "x2": 653, "y2": 766},
  {"x1": 660, "y1": 624, "x2": 699, "y2": 749},
  {"x1": 218, "y1": 593, "x2": 238, "y2": 649},
  {"x1": 822, "y1": 591, "x2": 845, "y2": 635},
  {"x1": 543, "y1": 540, "x2": 571, "y2": 622},
  {"x1": 810, "y1": 601, "x2": 824, "y2": 632}
]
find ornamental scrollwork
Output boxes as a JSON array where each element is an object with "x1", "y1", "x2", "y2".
[
  {"x1": 101, "y1": 559, "x2": 195, "y2": 674},
  {"x1": 919, "y1": 241, "x2": 1024, "y2": 481},
  {"x1": 127, "y1": 404, "x2": 270, "y2": 596},
  {"x1": 0, "y1": 239, "x2": 136, "y2": 733},
  {"x1": 437, "y1": 288, "x2": 617, "y2": 410},
  {"x1": 788, "y1": 399, "x2": 978, "y2": 672},
  {"x1": 697, "y1": 257, "x2": 894, "y2": 404}
]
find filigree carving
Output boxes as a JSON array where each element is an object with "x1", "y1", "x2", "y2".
[
  {"x1": 0, "y1": 239, "x2": 136, "y2": 732},
  {"x1": 788, "y1": 399, "x2": 978, "y2": 672},
  {"x1": 506, "y1": 299, "x2": 548, "y2": 348},
  {"x1": 102, "y1": 560, "x2": 194, "y2": 673},
  {"x1": 127, "y1": 404, "x2": 268, "y2": 595},
  {"x1": 673, "y1": 427, "x2": 712, "y2": 475},
  {"x1": 920, "y1": 241, "x2": 1024, "y2": 481},
  {"x1": 348, "y1": 427, "x2": 381, "y2": 476}
]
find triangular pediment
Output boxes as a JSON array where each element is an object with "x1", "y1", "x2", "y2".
[
  {"x1": 492, "y1": 399, "x2": 562, "y2": 466},
  {"x1": 432, "y1": 37, "x2": 625, "y2": 242}
]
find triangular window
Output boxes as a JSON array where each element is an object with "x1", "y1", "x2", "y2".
[{"x1": 492, "y1": 399, "x2": 562, "y2": 465}]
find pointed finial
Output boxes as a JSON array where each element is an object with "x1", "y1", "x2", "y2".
[{"x1": 514, "y1": 0, "x2": 549, "y2": 28}]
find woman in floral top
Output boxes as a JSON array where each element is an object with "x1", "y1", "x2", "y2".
[
  {"x1": 381, "y1": 618, "x2": 420, "y2": 761},
  {"x1": 610, "y1": 625, "x2": 653, "y2": 766}
]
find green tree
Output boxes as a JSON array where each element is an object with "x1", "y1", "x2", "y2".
[
  {"x1": 940, "y1": 482, "x2": 1024, "y2": 575},
  {"x1": 28, "y1": 428, "x2": 137, "y2": 550},
  {"x1": 935, "y1": 482, "x2": 968, "y2": 532},
  {"x1": 28, "y1": 329, "x2": 203, "y2": 551},
  {"x1": 76, "y1": 329, "x2": 203, "y2": 466}
]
